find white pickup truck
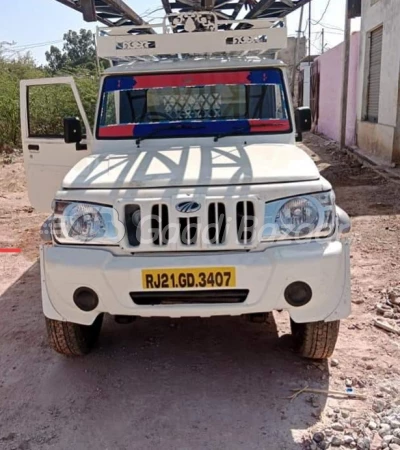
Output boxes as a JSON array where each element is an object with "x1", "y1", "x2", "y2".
[{"x1": 20, "y1": 13, "x2": 351, "y2": 358}]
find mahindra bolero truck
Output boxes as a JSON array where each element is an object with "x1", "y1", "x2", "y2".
[{"x1": 20, "y1": 13, "x2": 351, "y2": 358}]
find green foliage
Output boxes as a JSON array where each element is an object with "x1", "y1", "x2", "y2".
[
  {"x1": 45, "y1": 29, "x2": 97, "y2": 74},
  {"x1": 75, "y1": 77, "x2": 99, "y2": 128},
  {"x1": 28, "y1": 77, "x2": 98, "y2": 137},
  {"x1": 0, "y1": 30, "x2": 100, "y2": 151},
  {"x1": 45, "y1": 45, "x2": 68, "y2": 74},
  {"x1": 0, "y1": 54, "x2": 44, "y2": 148}
]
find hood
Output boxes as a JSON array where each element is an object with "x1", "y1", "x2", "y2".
[{"x1": 62, "y1": 144, "x2": 319, "y2": 190}]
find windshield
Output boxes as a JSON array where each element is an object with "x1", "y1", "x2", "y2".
[{"x1": 97, "y1": 68, "x2": 291, "y2": 139}]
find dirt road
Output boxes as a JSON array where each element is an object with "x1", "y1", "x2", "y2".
[{"x1": 0, "y1": 135, "x2": 399, "y2": 450}]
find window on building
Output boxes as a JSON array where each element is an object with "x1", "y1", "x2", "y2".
[{"x1": 366, "y1": 26, "x2": 383, "y2": 123}]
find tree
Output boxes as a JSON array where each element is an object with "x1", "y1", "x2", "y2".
[
  {"x1": 45, "y1": 29, "x2": 96, "y2": 74},
  {"x1": 45, "y1": 45, "x2": 68, "y2": 73},
  {"x1": 63, "y1": 29, "x2": 96, "y2": 70}
]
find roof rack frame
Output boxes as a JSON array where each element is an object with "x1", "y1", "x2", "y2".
[{"x1": 96, "y1": 12, "x2": 287, "y2": 63}]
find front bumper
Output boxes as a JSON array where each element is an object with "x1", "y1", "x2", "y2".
[{"x1": 41, "y1": 238, "x2": 351, "y2": 326}]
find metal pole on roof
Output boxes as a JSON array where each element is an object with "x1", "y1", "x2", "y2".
[
  {"x1": 55, "y1": 0, "x2": 155, "y2": 32},
  {"x1": 291, "y1": 6, "x2": 304, "y2": 97},
  {"x1": 340, "y1": 0, "x2": 351, "y2": 150},
  {"x1": 308, "y1": 0, "x2": 311, "y2": 64}
]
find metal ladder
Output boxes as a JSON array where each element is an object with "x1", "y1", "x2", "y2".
[{"x1": 55, "y1": 0, "x2": 311, "y2": 33}]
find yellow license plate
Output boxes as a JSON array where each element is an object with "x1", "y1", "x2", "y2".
[{"x1": 142, "y1": 267, "x2": 236, "y2": 289}]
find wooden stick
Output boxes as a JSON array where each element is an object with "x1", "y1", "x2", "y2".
[
  {"x1": 289, "y1": 387, "x2": 367, "y2": 400},
  {"x1": 288, "y1": 384, "x2": 309, "y2": 401},
  {"x1": 374, "y1": 318, "x2": 400, "y2": 335}
]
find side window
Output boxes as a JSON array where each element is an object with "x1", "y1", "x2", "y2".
[
  {"x1": 218, "y1": 85, "x2": 246, "y2": 119},
  {"x1": 120, "y1": 90, "x2": 146, "y2": 123},
  {"x1": 28, "y1": 84, "x2": 85, "y2": 138},
  {"x1": 247, "y1": 84, "x2": 288, "y2": 120},
  {"x1": 248, "y1": 85, "x2": 277, "y2": 119},
  {"x1": 100, "y1": 91, "x2": 117, "y2": 126}
]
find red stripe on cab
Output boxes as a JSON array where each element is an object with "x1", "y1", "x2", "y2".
[
  {"x1": 99, "y1": 124, "x2": 135, "y2": 138},
  {"x1": 133, "y1": 71, "x2": 251, "y2": 89},
  {"x1": 249, "y1": 119, "x2": 290, "y2": 133}
]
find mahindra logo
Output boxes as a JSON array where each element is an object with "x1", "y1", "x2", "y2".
[{"x1": 176, "y1": 201, "x2": 201, "y2": 214}]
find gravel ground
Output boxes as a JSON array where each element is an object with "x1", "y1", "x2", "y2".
[{"x1": 0, "y1": 134, "x2": 400, "y2": 450}]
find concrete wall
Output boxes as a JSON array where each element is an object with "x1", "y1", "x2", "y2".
[
  {"x1": 278, "y1": 37, "x2": 307, "y2": 76},
  {"x1": 316, "y1": 32, "x2": 360, "y2": 146},
  {"x1": 277, "y1": 36, "x2": 307, "y2": 96},
  {"x1": 300, "y1": 63, "x2": 311, "y2": 107},
  {"x1": 357, "y1": 0, "x2": 400, "y2": 163}
]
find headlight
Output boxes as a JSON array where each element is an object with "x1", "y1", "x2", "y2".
[
  {"x1": 53, "y1": 201, "x2": 124, "y2": 245},
  {"x1": 262, "y1": 192, "x2": 335, "y2": 241}
]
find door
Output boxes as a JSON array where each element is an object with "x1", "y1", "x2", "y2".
[
  {"x1": 366, "y1": 26, "x2": 383, "y2": 123},
  {"x1": 310, "y1": 60, "x2": 320, "y2": 129},
  {"x1": 20, "y1": 77, "x2": 93, "y2": 212}
]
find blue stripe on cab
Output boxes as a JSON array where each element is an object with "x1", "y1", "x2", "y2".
[
  {"x1": 133, "y1": 120, "x2": 251, "y2": 138},
  {"x1": 103, "y1": 76, "x2": 137, "y2": 92},
  {"x1": 248, "y1": 69, "x2": 282, "y2": 85}
]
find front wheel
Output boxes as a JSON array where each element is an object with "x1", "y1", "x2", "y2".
[
  {"x1": 45, "y1": 315, "x2": 103, "y2": 356},
  {"x1": 290, "y1": 319, "x2": 340, "y2": 360}
]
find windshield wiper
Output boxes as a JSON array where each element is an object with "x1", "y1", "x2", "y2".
[
  {"x1": 136, "y1": 124, "x2": 205, "y2": 147},
  {"x1": 213, "y1": 126, "x2": 249, "y2": 142}
]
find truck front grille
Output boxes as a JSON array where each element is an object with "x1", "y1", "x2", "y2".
[{"x1": 124, "y1": 198, "x2": 258, "y2": 251}]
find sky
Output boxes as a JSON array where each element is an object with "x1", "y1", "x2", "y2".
[{"x1": 0, "y1": 0, "x2": 360, "y2": 64}]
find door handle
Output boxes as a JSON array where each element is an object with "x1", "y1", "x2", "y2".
[{"x1": 28, "y1": 144, "x2": 40, "y2": 151}]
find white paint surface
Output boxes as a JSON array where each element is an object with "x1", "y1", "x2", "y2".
[{"x1": 63, "y1": 143, "x2": 320, "y2": 190}]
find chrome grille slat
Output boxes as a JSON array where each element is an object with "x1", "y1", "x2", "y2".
[
  {"x1": 151, "y1": 204, "x2": 169, "y2": 246},
  {"x1": 189, "y1": 217, "x2": 197, "y2": 245},
  {"x1": 125, "y1": 204, "x2": 141, "y2": 247},
  {"x1": 208, "y1": 202, "x2": 226, "y2": 245},
  {"x1": 236, "y1": 201, "x2": 255, "y2": 245},
  {"x1": 215, "y1": 202, "x2": 220, "y2": 243},
  {"x1": 158, "y1": 206, "x2": 163, "y2": 245},
  {"x1": 243, "y1": 201, "x2": 248, "y2": 245},
  {"x1": 179, "y1": 216, "x2": 198, "y2": 246}
]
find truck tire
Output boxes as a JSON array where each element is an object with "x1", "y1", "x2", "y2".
[
  {"x1": 290, "y1": 319, "x2": 340, "y2": 360},
  {"x1": 45, "y1": 315, "x2": 103, "y2": 356}
]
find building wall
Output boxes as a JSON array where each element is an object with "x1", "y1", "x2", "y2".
[
  {"x1": 299, "y1": 63, "x2": 311, "y2": 107},
  {"x1": 357, "y1": 0, "x2": 400, "y2": 163},
  {"x1": 277, "y1": 36, "x2": 307, "y2": 92},
  {"x1": 277, "y1": 37, "x2": 307, "y2": 76},
  {"x1": 315, "y1": 32, "x2": 360, "y2": 146}
]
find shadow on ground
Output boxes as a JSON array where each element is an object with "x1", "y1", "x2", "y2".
[{"x1": 0, "y1": 263, "x2": 330, "y2": 450}]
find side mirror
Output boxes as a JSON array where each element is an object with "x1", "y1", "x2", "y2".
[
  {"x1": 295, "y1": 107, "x2": 312, "y2": 133},
  {"x1": 64, "y1": 117, "x2": 82, "y2": 144}
]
